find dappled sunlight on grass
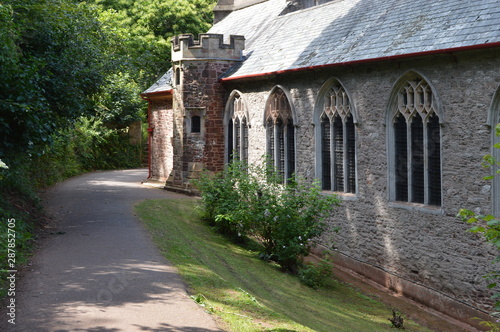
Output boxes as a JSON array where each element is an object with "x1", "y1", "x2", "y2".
[{"x1": 136, "y1": 199, "x2": 430, "y2": 332}]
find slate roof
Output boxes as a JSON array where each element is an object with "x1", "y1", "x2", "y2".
[
  {"x1": 142, "y1": 69, "x2": 173, "y2": 95},
  {"x1": 208, "y1": 0, "x2": 500, "y2": 80}
]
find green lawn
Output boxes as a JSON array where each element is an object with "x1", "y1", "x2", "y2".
[{"x1": 135, "y1": 198, "x2": 430, "y2": 332}]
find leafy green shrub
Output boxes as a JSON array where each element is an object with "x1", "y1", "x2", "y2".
[
  {"x1": 194, "y1": 158, "x2": 340, "y2": 272},
  {"x1": 1, "y1": 157, "x2": 41, "y2": 204},
  {"x1": 194, "y1": 161, "x2": 253, "y2": 241},
  {"x1": 25, "y1": 116, "x2": 142, "y2": 189},
  {"x1": 73, "y1": 117, "x2": 142, "y2": 171},
  {"x1": 257, "y1": 176, "x2": 340, "y2": 272},
  {"x1": 29, "y1": 133, "x2": 82, "y2": 188},
  {"x1": 298, "y1": 259, "x2": 333, "y2": 289}
]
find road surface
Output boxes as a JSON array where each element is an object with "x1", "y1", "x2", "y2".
[{"x1": 2, "y1": 169, "x2": 221, "y2": 332}]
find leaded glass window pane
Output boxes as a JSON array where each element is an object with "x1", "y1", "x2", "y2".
[
  {"x1": 346, "y1": 114, "x2": 356, "y2": 194},
  {"x1": 242, "y1": 117, "x2": 248, "y2": 162},
  {"x1": 287, "y1": 121, "x2": 295, "y2": 181},
  {"x1": 411, "y1": 116, "x2": 424, "y2": 204},
  {"x1": 234, "y1": 118, "x2": 241, "y2": 159},
  {"x1": 428, "y1": 115, "x2": 441, "y2": 206},
  {"x1": 333, "y1": 115, "x2": 344, "y2": 192},
  {"x1": 267, "y1": 119, "x2": 275, "y2": 164},
  {"x1": 395, "y1": 115, "x2": 408, "y2": 202},
  {"x1": 321, "y1": 115, "x2": 331, "y2": 190},
  {"x1": 228, "y1": 118, "x2": 234, "y2": 163},
  {"x1": 277, "y1": 118, "x2": 285, "y2": 182}
]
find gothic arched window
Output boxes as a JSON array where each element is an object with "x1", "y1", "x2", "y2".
[
  {"x1": 388, "y1": 76, "x2": 442, "y2": 206},
  {"x1": 319, "y1": 84, "x2": 356, "y2": 193},
  {"x1": 265, "y1": 87, "x2": 295, "y2": 183},
  {"x1": 226, "y1": 92, "x2": 249, "y2": 163}
]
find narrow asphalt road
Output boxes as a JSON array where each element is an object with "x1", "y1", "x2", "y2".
[{"x1": 2, "y1": 169, "x2": 221, "y2": 332}]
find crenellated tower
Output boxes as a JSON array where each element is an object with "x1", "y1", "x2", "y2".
[{"x1": 166, "y1": 33, "x2": 245, "y2": 192}]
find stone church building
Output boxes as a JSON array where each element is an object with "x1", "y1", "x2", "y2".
[{"x1": 141, "y1": 0, "x2": 500, "y2": 328}]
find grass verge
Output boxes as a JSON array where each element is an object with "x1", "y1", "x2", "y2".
[{"x1": 135, "y1": 198, "x2": 430, "y2": 332}]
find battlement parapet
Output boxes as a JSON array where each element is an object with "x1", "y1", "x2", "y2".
[{"x1": 172, "y1": 34, "x2": 245, "y2": 62}]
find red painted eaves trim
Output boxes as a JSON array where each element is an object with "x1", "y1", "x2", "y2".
[{"x1": 220, "y1": 42, "x2": 500, "y2": 82}]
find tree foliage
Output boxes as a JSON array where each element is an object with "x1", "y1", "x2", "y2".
[
  {"x1": 0, "y1": 0, "x2": 115, "y2": 155},
  {"x1": 0, "y1": 0, "x2": 216, "y2": 159},
  {"x1": 93, "y1": 0, "x2": 216, "y2": 83}
]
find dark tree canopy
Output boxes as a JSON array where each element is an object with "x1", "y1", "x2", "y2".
[{"x1": 0, "y1": 0, "x2": 216, "y2": 158}]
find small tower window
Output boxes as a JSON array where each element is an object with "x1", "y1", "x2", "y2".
[
  {"x1": 175, "y1": 67, "x2": 181, "y2": 86},
  {"x1": 191, "y1": 115, "x2": 201, "y2": 133}
]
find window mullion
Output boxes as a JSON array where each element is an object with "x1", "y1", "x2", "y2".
[
  {"x1": 407, "y1": 121, "x2": 413, "y2": 203},
  {"x1": 330, "y1": 120, "x2": 335, "y2": 191}
]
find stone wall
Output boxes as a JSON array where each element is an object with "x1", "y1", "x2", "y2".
[{"x1": 223, "y1": 48, "x2": 500, "y2": 312}]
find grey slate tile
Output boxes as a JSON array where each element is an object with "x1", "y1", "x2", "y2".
[{"x1": 205, "y1": 0, "x2": 500, "y2": 79}]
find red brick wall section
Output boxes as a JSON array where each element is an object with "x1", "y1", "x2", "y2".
[
  {"x1": 149, "y1": 99, "x2": 173, "y2": 182},
  {"x1": 182, "y1": 61, "x2": 234, "y2": 173}
]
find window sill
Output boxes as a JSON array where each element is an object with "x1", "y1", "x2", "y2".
[
  {"x1": 322, "y1": 191, "x2": 358, "y2": 201},
  {"x1": 388, "y1": 201, "x2": 443, "y2": 215}
]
